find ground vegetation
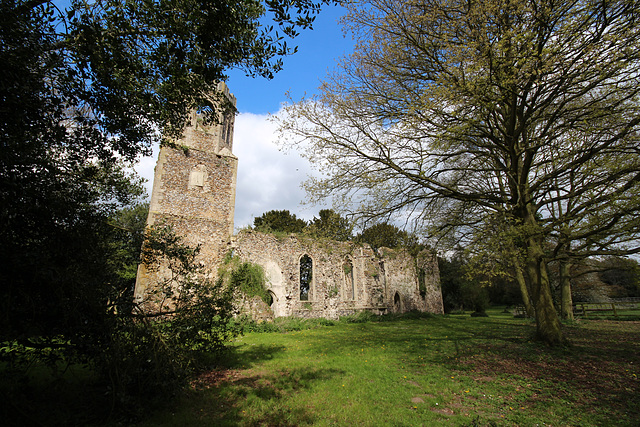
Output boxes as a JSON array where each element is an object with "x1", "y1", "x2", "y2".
[{"x1": 16, "y1": 309, "x2": 636, "y2": 426}]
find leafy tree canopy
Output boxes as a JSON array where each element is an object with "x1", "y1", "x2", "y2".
[
  {"x1": 306, "y1": 209, "x2": 353, "y2": 241},
  {"x1": 279, "y1": 0, "x2": 640, "y2": 345},
  {"x1": 4, "y1": 0, "x2": 331, "y2": 153},
  {"x1": 253, "y1": 209, "x2": 308, "y2": 233},
  {"x1": 357, "y1": 223, "x2": 416, "y2": 251}
]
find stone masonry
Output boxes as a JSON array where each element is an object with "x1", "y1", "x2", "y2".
[
  {"x1": 233, "y1": 230, "x2": 442, "y2": 319},
  {"x1": 134, "y1": 83, "x2": 238, "y2": 301},
  {"x1": 134, "y1": 83, "x2": 444, "y2": 317}
]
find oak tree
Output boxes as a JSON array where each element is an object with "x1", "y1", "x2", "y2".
[
  {"x1": 253, "y1": 209, "x2": 308, "y2": 233},
  {"x1": 278, "y1": 0, "x2": 640, "y2": 344},
  {"x1": 357, "y1": 223, "x2": 415, "y2": 251},
  {"x1": 307, "y1": 208, "x2": 353, "y2": 240}
]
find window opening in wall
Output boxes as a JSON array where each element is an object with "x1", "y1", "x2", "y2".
[
  {"x1": 418, "y1": 268, "x2": 427, "y2": 298},
  {"x1": 267, "y1": 290, "x2": 275, "y2": 307},
  {"x1": 343, "y1": 258, "x2": 354, "y2": 300},
  {"x1": 379, "y1": 260, "x2": 386, "y2": 291},
  {"x1": 300, "y1": 254, "x2": 313, "y2": 301},
  {"x1": 221, "y1": 111, "x2": 233, "y2": 147},
  {"x1": 394, "y1": 292, "x2": 401, "y2": 312}
]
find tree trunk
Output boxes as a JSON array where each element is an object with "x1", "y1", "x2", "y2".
[
  {"x1": 511, "y1": 254, "x2": 534, "y2": 317},
  {"x1": 523, "y1": 207, "x2": 563, "y2": 345},
  {"x1": 559, "y1": 260, "x2": 574, "y2": 320}
]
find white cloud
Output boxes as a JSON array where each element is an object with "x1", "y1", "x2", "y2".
[
  {"x1": 233, "y1": 112, "x2": 314, "y2": 228},
  {"x1": 134, "y1": 145, "x2": 158, "y2": 199},
  {"x1": 134, "y1": 110, "x2": 315, "y2": 230}
]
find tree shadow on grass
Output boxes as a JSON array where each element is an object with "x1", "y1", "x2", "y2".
[
  {"x1": 304, "y1": 315, "x2": 536, "y2": 362},
  {"x1": 209, "y1": 343, "x2": 288, "y2": 370},
  {"x1": 441, "y1": 319, "x2": 640, "y2": 425},
  {"x1": 174, "y1": 341, "x2": 347, "y2": 426},
  {"x1": 187, "y1": 366, "x2": 345, "y2": 427},
  {"x1": 291, "y1": 315, "x2": 639, "y2": 425}
]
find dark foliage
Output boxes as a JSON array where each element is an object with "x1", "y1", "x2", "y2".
[
  {"x1": 307, "y1": 209, "x2": 352, "y2": 241},
  {"x1": 357, "y1": 222, "x2": 419, "y2": 252},
  {"x1": 438, "y1": 256, "x2": 489, "y2": 313},
  {"x1": 599, "y1": 257, "x2": 640, "y2": 298},
  {"x1": 253, "y1": 209, "x2": 308, "y2": 233}
]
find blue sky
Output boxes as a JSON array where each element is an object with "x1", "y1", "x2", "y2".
[
  {"x1": 137, "y1": 4, "x2": 354, "y2": 229},
  {"x1": 226, "y1": 4, "x2": 353, "y2": 115}
]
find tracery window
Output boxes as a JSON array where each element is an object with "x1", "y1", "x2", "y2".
[
  {"x1": 300, "y1": 254, "x2": 313, "y2": 301},
  {"x1": 343, "y1": 258, "x2": 354, "y2": 300}
]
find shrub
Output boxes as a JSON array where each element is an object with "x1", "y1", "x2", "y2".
[
  {"x1": 220, "y1": 256, "x2": 271, "y2": 305},
  {"x1": 105, "y1": 225, "x2": 238, "y2": 408},
  {"x1": 230, "y1": 316, "x2": 337, "y2": 333}
]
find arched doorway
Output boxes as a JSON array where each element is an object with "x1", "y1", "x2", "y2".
[{"x1": 393, "y1": 292, "x2": 402, "y2": 313}]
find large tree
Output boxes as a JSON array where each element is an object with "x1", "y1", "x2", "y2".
[
  {"x1": 0, "y1": 0, "x2": 328, "y2": 357},
  {"x1": 357, "y1": 222, "x2": 415, "y2": 251},
  {"x1": 279, "y1": 0, "x2": 640, "y2": 344}
]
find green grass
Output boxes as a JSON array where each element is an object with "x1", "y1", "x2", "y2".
[{"x1": 133, "y1": 309, "x2": 640, "y2": 427}]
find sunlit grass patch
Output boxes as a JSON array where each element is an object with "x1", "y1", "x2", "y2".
[{"x1": 23, "y1": 308, "x2": 636, "y2": 426}]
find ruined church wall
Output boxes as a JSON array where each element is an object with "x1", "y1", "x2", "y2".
[
  {"x1": 133, "y1": 83, "x2": 445, "y2": 319},
  {"x1": 380, "y1": 249, "x2": 423, "y2": 313},
  {"x1": 417, "y1": 251, "x2": 444, "y2": 313},
  {"x1": 233, "y1": 230, "x2": 443, "y2": 319},
  {"x1": 379, "y1": 248, "x2": 444, "y2": 314}
]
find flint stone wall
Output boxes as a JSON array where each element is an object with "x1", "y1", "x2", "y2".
[
  {"x1": 233, "y1": 230, "x2": 444, "y2": 319},
  {"x1": 134, "y1": 85, "x2": 238, "y2": 302}
]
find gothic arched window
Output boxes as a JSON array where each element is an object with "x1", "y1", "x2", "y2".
[
  {"x1": 300, "y1": 254, "x2": 313, "y2": 301},
  {"x1": 343, "y1": 258, "x2": 354, "y2": 300}
]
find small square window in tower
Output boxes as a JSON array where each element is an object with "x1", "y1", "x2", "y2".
[{"x1": 188, "y1": 164, "x2": 207, "y2": 189}]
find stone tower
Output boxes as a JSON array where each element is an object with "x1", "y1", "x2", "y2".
[{"x1": 134, "y1": 82, "x2": 238, "y2": 301}]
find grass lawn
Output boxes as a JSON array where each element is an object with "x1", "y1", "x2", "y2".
[{"x1": 135, "y1": 309, "x2": 640, "y2": 427}]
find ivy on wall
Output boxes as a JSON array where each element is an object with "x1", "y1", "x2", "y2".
[{"x1": 220, "y1": 253, "x2": 271, "y2": 305}]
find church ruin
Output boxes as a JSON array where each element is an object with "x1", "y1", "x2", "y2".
[{"x1": 134, "y1": 83, "x2": 444, "y2": 319}]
